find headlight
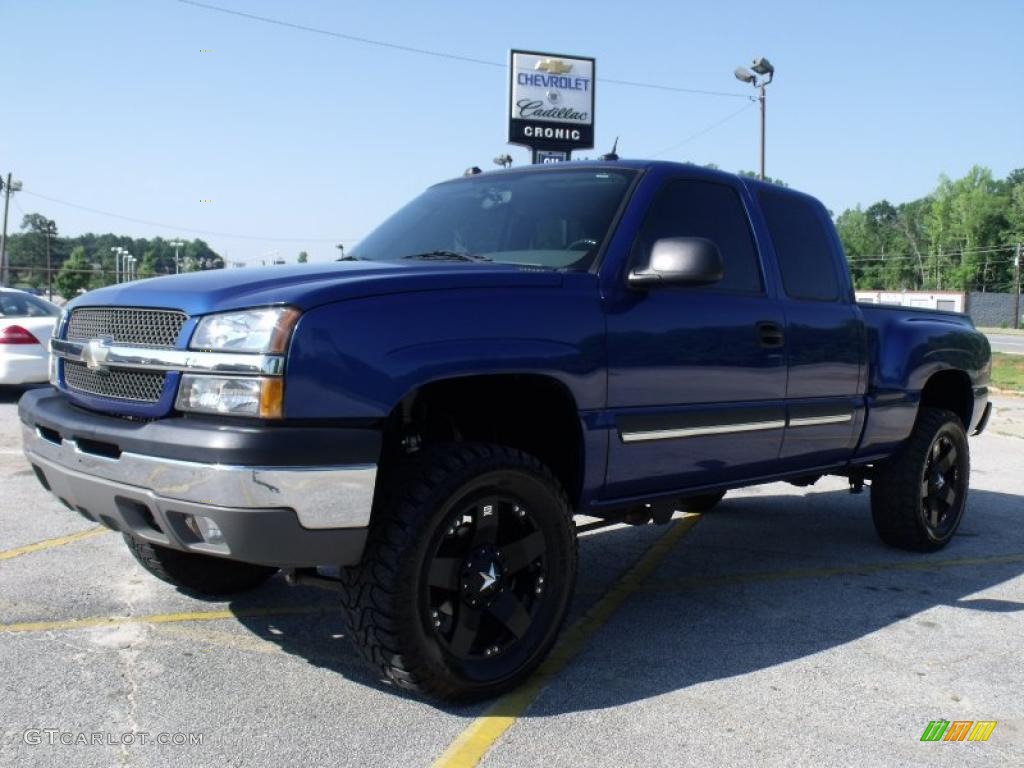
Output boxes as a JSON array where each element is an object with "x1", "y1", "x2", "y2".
[
  {"x1": 190, "y1": 307, "x2": 300, "y2": 353},
  {"x1": 176, "y1": 374, "x2": 283, "y2": 418}
]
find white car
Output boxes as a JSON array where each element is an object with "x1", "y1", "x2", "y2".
[{"x1": 0, "y1": 289, "x2": 61, "y2": 385}]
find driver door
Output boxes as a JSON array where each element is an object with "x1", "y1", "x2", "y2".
[{"x1": 603, "y1": 177, "x2": 787, "y2": 498}]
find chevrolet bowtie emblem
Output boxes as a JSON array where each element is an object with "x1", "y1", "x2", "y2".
[
  {"x1": 82, "y1": 338, "x2": 114, "y2": 373},
  {"x1": 535, "y1": 58, "x2": 573, "y2": 75}
]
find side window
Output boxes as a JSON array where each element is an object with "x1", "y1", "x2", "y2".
[
  {"x1": 632, "y1": 180, "x2": 763, "y2": 294},
  {"x1": 759, "y1": 190, "x2": 841, "y2": 302}
]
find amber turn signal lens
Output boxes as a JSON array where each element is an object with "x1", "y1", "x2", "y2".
[{"x1": 259, "y1": 377, "x2": 284, "y2": 419}]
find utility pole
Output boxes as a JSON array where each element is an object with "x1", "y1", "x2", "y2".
[
  {"x1": 1015, "y1": 244, "x2": 1022, "y2": 330},
  {"x1": 0, "y1": 174, "x2": 23, "y2": 287}
]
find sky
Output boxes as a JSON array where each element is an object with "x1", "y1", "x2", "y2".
[{"x1": 2, "y1": 0, "x2": 1021, "y2": 265}]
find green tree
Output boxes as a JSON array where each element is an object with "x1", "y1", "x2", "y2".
[
  {"x1": 837, "y1": 165, "x2": 1018, "y2": 292},
  {"x1": 139, "y1": 250, "x2": 158, "y2": 279},
  {"x1": 54, "y1": 246, "x2": 93, "y2": 299},
  {"x1": 737, "y1": 170, "x2": 788, "y2": 187},
  {"x1": 297, "y1": 250, "x2": 309, "y2": 264}
]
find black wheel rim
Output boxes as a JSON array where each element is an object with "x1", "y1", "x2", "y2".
[
  {"x1": 920, "y1": 433, "x2": 963, "y2": 539},
  {"x1": 423, "y1": 495, "x2": 548, "y2": 670}
]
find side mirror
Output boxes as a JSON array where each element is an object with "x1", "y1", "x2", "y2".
[{"x1": 628, "y1": 237, "x2": 724, "y2": 288}]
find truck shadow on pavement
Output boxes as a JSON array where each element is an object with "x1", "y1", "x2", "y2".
[
  {"x1": 0, "y1": 384, "x2": 47, "y2": 405},
  {"x1": 227, "y1": 486, "x2": 1024, "y2": 713}
]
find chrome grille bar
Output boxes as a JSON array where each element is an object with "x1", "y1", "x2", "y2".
[{"x1": 51, "y1": 338, "x2": 285, "y2": 376}]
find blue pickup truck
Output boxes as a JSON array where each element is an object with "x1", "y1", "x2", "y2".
[{"x1": 20, "y1": 160, "x2": 991, "y2": 700}]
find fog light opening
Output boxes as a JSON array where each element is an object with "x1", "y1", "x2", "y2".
[{"x1": 184, "y1": 514, "x2": 226, "y2": 545}]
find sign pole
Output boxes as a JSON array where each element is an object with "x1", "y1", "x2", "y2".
[{"x1": 1014, "y1": 243, "x2": 1021, "y2": 330}]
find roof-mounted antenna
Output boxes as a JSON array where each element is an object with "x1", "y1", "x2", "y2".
[{"x1": 600, "y1": 137, "x2": 619, "y2": 161}]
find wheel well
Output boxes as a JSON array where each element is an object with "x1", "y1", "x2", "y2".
[
  {"x1": 920, "y1": 370, "x2": 973, "y2": 428},
  {"x1": 383, "y1": 375, "x2": 584, "y2": 506}
]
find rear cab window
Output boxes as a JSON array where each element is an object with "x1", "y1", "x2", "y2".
[{"x1": 758, "y1": 189, "x2": 841, "y2": 302}]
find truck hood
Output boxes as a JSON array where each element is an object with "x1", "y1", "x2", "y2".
[{"x1": 67, "y1": 261, "x2": 563, "y2": 316}]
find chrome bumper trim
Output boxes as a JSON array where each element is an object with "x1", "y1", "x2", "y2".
[
  {"x1": 50, "y1": 338, "x2": 285, "y2": 376},
  {"x1": 23, "y1": 424, "x2": 375, "y2": 529}
]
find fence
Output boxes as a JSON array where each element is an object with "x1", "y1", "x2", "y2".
[{"x1": 966, "y1": 292, "x2": 1021, "y2": 329}]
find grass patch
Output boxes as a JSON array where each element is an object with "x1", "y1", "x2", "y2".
[
  {"x1": 979, "y1": 327, "x2": 1024, "y2": 336},
  {"x1": 991, "y1": 352, "x2": 1024, "y2": 392}
]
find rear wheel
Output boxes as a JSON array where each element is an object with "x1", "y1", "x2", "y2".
[
  {"x1": 123, "y1": 535, "x2": 277, "y2": 596},
  {"x1": 338, "y1": 443, "x2": 577, "y2": 701},
  {"x1": 870, "y1": 407, "x2": 969, "y2": 552}
]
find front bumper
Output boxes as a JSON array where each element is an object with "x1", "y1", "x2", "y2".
[{"x1": 19, "y1": 388, "x2": 381, "y2": 567}]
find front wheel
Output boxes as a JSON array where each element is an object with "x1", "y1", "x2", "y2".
[
  {"x1": 339, "y1": 443, "x2": 577, "y2": 701},
  {"x1": 870, "y1": 407, "x2": 970, "y2": 552}
]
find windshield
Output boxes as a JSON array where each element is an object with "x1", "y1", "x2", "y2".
[
  {"x1": 349, "y1": 168, "x2": 636, "y2": 270},
  {"x1": 0, "y1": 292, "x2": 61, "y2": 318}
]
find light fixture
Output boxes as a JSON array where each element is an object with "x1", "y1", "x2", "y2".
[{"x1": 734, "y1": 67, "x2": 756, "y2": 84}]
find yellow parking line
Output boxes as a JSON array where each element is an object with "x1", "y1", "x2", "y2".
[
  {"x1": 0, "y1": 527, "x2": 107, "y2": 562},
  {"x1": 0, "y1": 604, "x2": 330, "y2": 634},
  {"x1": 431, "y1": 514, "x2": 703, "y2": 768},
  {"x1": 643, "y1": 551, "x2": 1024, "y2": 593}
]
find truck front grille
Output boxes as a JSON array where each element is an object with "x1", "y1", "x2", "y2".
[
  {"x1": 64, "y1": 361, "x2": 166, "y2": 403},
  {"x1": 67, "y1": 308, "x2": 187, "y2": 348}
]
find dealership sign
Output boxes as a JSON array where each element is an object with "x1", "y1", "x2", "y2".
[{"x1": 508, "y1": 49, "x2": 595, "y2": 160}]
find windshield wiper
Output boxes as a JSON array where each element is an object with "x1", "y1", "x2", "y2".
[{"x1": 401, "y1": 250, "x2": 491, "y2": 262}]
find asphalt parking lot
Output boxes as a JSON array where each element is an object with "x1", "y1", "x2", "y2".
[{"x1": 0, "y1": 388, "x2": 1022, "y2": 767}]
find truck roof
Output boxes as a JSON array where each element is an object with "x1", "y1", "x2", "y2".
[{"x1": 442, "y1": 159, "x2": 808, "y2": 200}]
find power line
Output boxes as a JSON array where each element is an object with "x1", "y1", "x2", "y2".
[
  {"x1": 176, "y1": 0, "x2": 750, "y2": 100},
  {"x1": 648, "y1": 102, "x2": 755, "y2": 158},
  {"x1": 178, "y1": 0, "x2": 502, "y2": 68},
  {"x1": 846, "y1": 244, "x2": 1017, "y2": 263},
  {"x1": 19, "y1": 189, "x2": 361, "y2": 243}
]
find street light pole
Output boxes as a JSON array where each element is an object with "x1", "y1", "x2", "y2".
[
  {"x1": 169, "y1": 239, "x2": 185, "y2": 274},
  {"x1": 759, "y1": 82, "x2": 766, "y2": 181},
  {"x1": 734, "y1": 57, "x2": 775, "y2": 181},
  {"x1": 111, "y1": 247, "x2": 123, "y2": 283}
]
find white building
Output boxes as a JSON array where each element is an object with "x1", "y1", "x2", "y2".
[{"x1": 855, "y1": 290, "x2": 965, "y2": 313}]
